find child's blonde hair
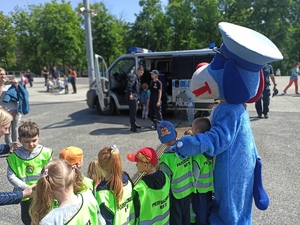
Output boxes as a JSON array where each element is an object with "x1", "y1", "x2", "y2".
[
  {"x1": 98, "y1": 145, "x2": 123, "y2": 208},
  {"x1": 87, "y1": 159, "x2": 103, "y2": 185},
  {"x1": 0, "y1": 106, "x2": 12, "y2": 127},
  {"x1": 29, "y1": 159, "x2": 86, "y2": 224}
]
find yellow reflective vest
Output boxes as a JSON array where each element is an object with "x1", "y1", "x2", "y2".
[
  {"x1": 134, "y1": 171, "x2": 170, "y2": 224},
  {"x1": 192, "y1": 154, "x2": 214, "y2": 193},
  {"x1": 95, "y1": 175, "x2": 135, "y2": 225},
  {"x1": 160, "y1": 151, "x2": 195, "y2": 199},
  {"x1": 7, "y1": 147, "x2": 52, "y2": 201}
]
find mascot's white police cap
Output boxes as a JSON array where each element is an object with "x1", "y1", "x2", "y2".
[{"x1": 218, "y1": 22, "x2": 283, "y2": 72}]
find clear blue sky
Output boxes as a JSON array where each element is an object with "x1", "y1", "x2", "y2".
[{"x1": 1, "y1": 0, "x2": 146, "y2": 22}]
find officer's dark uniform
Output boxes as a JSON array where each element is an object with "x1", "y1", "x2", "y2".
[
  {"x1": 126, "y1": 71, "x2": 142, "y2": 132},
  {"x1": 255, "y1": 64, "x2": 274, "y2": 118}
]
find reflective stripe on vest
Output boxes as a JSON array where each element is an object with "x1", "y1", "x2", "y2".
[
  {"x1": 19, "y1": 174, "x2": 41, "y2": 183},
  {"x1": 195, "y1": 170, "x2": 214, "y2": 189},
  {"x1": 171, "y1": 171, "x2": 194, "y2": 194},
  {"x1": 160, "y1": 152, "x2": 195, "y2": 199},
  {"x1": 140, "y1": 210, "x2": 170, "y2": 225},
  {"x1": 192, "y1": 155, "x2": 214, "y2": 193}
]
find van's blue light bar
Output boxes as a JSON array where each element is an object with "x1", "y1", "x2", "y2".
[
  {"x1": 209, "y1": 43, "x2": 215, "y2": 49},
  {"x1": 128, "y1": 46, "x2": 152, "y2": 53}
]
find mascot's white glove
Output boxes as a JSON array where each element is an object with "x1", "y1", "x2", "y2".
[{"x1": 170, "y1": 135, "x2": 204, "y2": 159}]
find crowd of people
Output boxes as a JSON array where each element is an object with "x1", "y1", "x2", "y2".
[
  {"x1": 0, "y1": 58, "x2": 298, "y2": 224},
  {"x1": 0, "y1": 104, "x2": 213, "y2": 224},
  {"x1": 44, "y1": 66, "x2": 77, "y2": 94},
  {"x1": 0, "y1": 67, "x2": 213, "y2": 223}
]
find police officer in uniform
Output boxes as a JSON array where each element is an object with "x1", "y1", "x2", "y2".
[
  {"x1": 127, "y1": 65, "x2": 144, "y2": 132},
  {"x1": 255, "y1": 63, "x2": 277, "y2": 118}
]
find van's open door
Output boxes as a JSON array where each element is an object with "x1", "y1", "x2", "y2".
[{"x1": 94, "y1": 54, "x2": 110, "y2": 114}]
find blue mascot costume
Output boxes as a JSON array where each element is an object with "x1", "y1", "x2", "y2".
[{"x1": 171, "y1": 22, "x2": 283, "y2": 225}]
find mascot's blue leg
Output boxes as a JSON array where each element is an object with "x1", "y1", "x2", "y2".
[{"x1": 253, "y1": 158, "x2": 269, "y2": 210}]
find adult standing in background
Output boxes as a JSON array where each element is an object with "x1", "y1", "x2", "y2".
[
  {"x1": 255, "y1": 64, "x2": 277, "y2": 119},
  {"x1": 0, "y1": 67, "x2": 29, "y2": 144},
  {"x1": 42, "y1": 66, "x2": 49, "y2": 87},
  {"x1": 68, "y1": 67, "x2": 77, "y2": 94},
  {"x1": 126, "y1": 65, "x2": 144, "y2": 132},
  {"x1": 283, "y1": 62, "x2": 299, "y2": 95},
  {"x1": 148, "y1": 70, "x2": 163, "y2": 130},
  {"x1": 25, "y1": 69, "x2": 33, "y2": 87}
]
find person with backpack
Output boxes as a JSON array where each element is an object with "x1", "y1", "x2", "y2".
[{"x1": 140, "y1": 83, "x2": 150, "y2": 120}]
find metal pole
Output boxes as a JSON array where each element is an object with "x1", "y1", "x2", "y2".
[{"x1": 83, "y1": 0, "x2": 95, "y2": 85}]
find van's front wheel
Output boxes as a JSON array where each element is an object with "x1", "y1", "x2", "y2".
[{"x1": 96, "y1": 98, "x2": 115, "y2": 115}]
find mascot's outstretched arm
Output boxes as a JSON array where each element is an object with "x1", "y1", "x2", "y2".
[{"x1": 171, "y1": 103, "x2": 243, "y2": 158}]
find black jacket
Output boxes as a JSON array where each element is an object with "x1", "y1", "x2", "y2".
[{"x1": 126, "y1": 73, "x2": 140, "y2": 100}]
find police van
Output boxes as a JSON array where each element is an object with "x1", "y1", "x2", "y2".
[{"x1": 86, "y1": 47, "x2": 215, "y2": 116}]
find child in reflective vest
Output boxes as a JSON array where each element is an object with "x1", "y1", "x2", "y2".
[
  {"x1": 95, "y1": 145, "x2": 135, "y2": 225},
  {"x1": 191, "y1": 117, "x2": 214, "y2": 225},
  {"x1": 29, "y1": 159, "x2": 102, "y2": 225},
  {"x1": 6, "y1": 121, "x2": 52, "y2": 225},
  {"x1": 127, "y1": 147, "x2": 171, "y2": 224},
  {"x1": 157, "y1": 121, "x2": 195, "y2": 225}
]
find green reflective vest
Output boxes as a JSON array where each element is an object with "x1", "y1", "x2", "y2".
[
  {"x1": 95, "y1": 179, "x2": 135, "y2": 225},
  {"x1": 192, "y1": 154, "x2": 214, "y2": 193},
  {"x1": 134, "y1": 172, "x2": 170, "y2": 225},
  {"x1": 82, "y1": 176, "x2": 94, "y2": 193},
  {"x1": 65, "y1": 191, "x2": 100, "y2": 225},
  {"x1": 160, "y1": 151, "x2": 195, "y2": 199},
  {"x1": 7, "y1": 147, "x2": 52, "y2": 201}
]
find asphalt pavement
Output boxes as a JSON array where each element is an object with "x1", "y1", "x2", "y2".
[{"x1": 0, "y1": 76, "x2": 299, "y2": 224}]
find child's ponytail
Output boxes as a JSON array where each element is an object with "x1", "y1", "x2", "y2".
[{"x1": 29, "y1": 176, "x2": 53, "y2": 225}]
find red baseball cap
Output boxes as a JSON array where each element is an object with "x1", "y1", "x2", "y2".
[{"x1": 127, "y1": 147, "x2": 158, "y2": 165}]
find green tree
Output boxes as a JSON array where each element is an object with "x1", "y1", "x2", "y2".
[
  {"x1": 193, "y1": 0, "x2": 223, "y2": 48},
  {"x1": 130, "y1": 0, "x2": 171, "y2": 51},
  {"x1": 280, "y1": 0, "x2": 300, "y2": 72},
  {"x1": 166, "y1": 0, "x2": 198, "y2": 50},
  {"x1": 38, "y1": 0, "x2": 84, "y2": 72},
  {"x1": 0, "y1": 12, "x2": 16, "y2": 69},
  {"x1": 246, "y1": 0, "x2": 292, "y2": 73},
  {"x1": 11, "y1": 6, "x2": 43, "y2": 73}
]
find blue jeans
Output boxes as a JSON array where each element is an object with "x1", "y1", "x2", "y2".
[{"x1": 255, "y1": 87, "x2": 271, "y2": 115}]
